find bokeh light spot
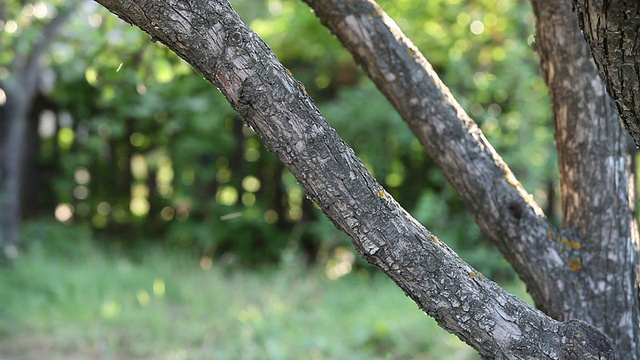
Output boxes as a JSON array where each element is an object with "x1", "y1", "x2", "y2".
[
  {"x1": 470, "y1": 20, "x2": 485, "y2": 35},
  {"x1": 55, "y1": 203, "x2": 73, "y2": 223}
]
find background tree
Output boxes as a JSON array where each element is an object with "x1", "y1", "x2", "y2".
[
  {"x1": 92, "y1": 0, "x2": 638, "y2": 358},
  {"x1": 0, "y1": 1, "x2": 75, "y2": 258}
]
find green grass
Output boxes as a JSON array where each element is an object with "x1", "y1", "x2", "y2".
[{"x1": 0, "y1": 222, "x2": 510, "y2": 359}]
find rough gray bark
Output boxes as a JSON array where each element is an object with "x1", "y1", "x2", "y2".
[
  {"x1": 572, "y1": 0, "x2": 640, "y2": 146},
  {"x1": 0, "y1": 5, "x2": 74, "y2": 258},
  {"x1": 302, "y1": 0, "x2": 640, "y2": 356},
  {"x1": 301, "y1": 0, "x2": 565, "y2": 314},
  {"x1": 93, "y1": 0, "x2": 615, "y2": 358},
  {"x1": 531, "y1": 1, "x2": 640, "y2": 357}
]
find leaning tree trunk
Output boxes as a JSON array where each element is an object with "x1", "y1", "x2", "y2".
[
  {"x1": 572, "y1": 0, "x2": 640, "y2": 147},
  {"x1": 531, "y1": 0, "x2": 640, "y2": 357},
  {"x1": 95, "y1": 0, "x2": 614, "y2": 358}
]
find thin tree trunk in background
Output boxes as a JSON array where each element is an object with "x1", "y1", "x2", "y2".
[
  {"x1": 0, "y1": 88, "x2": 29, "y2": 258},
  {"x1": 94, "y1": 1, "x2": 613, "y2": 357},
  {"x1": 0, "y1": 5, "x2": 74, "y2": 258},
  {"x1": 22, "y1": 94, "x2": 51, "y2": 220},
  {"x1": 531, "y1": 0, "x2": 640, "y2": 356},
  {"x1": 572, "y1": 0, "x2": 640, "y2": 146}
]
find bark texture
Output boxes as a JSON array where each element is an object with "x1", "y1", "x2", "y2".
[
  {"x1": 301, "y1": 0, "x2": 562, "y2": 312},
  {"x1": 532, "y1": 0, "x2": 640, "y2": 357},
  {"x1": 95, "y1": 0, "x2": 613, "y2": 358},
  {"x1": 305, "y1": 0, "x2": 640, "y2": 356},
  {"x1": 572, "y1": 0, "x2": 640, "y2": 146}
]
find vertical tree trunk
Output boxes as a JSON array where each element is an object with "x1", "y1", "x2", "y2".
[
  {"x1": 0, "y1": 85, "x2": 29, "y2": 258},
  {"x1": 0, "y1": 5, "x2": 74, "y2": 258},
  {"x1": 531, "y1": 0, "x2": 640, "y2": 356}
]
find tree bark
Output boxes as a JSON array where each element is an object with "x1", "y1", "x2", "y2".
[
  {"x1": 531, "y1": 1, "x2": 640, "y2": 356},
  {"x1": 303, "y1": 0, "x2": 640, "y2": 356},
  {"x1": 94, "y1": 0, "x2": 614, "y2": 358},
  {"x1": 572, "y1": 0, "x2": 640, "y2": 146},
  {"x1": 0, "y1": 5, "x2": 74, "y2": 258},
  {"x1": 301, "y1": 0, "x2": 564, "y2": 313}
]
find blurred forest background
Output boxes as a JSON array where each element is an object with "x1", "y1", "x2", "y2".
[{"x1": 0, "y1": 0, "x2": 563, "y2": 358}]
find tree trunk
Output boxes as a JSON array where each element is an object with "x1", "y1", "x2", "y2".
[
  {"x1": 0, "y1": 5, "x2": 74, "y2": 258},
  {"x1": 531, "y1": 1, "x2": 640, "y2": 356},
  {"x1": 94, "y1": 0, "x2": 614, "y2": 358},
  {"x1": 572, "y1": 0, "x2": 640, "y2": 146},
  {"x1": 0, "y1": 84, "x2": 29, "y2": 258}
]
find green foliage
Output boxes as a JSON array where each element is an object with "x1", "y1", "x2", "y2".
[
  {"x1": 0, "y1": 222, "x2": 485, "y2": 359},
  {"x1": 4, "y1": 0, "x2": 557, "y2": 278}
]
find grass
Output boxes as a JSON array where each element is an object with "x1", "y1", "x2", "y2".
[{"x1": 0, "y1": 221, "x2": 532, "y2": 359}]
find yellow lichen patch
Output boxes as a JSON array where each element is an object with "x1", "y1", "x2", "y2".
[
  {"x1": 570, "y1": 241, "x2": 581, "y2": 250},
  {"x1": 430, "y1": 235, "x2": 441, "y2": 244},
  {"x1": 299, "y1": 83, "x2": 307, "y2": 95},
  {"x1": 407, "y1": 47, "x2": 415, "y2": 57},
  {"x1": 568, "y1": 257, "x2": 582, "y2": 271},
  {"x1": 285, "y1": 68, "x2": 293, "y2": 76},
  {"x1": 236, "y1": 47, "x2": 243, "y2": 54},
  {"x1": 561, "y1": 238, "x2": 571, "y2": 249},
  {"x1": 477, "y1": 273, "x2": 484, "y2": 279},
  {"x1": 547, "y1": 230, "x2": 553, "y2": 242},
  {"x1": 469, "y1": 271, "x2": 476, "y2": 278},
  {"x1": 375, "y1": 7, "x2": 383, "y2": 16},
  {"x1": 377, "y1": 189, "x2": 385, "y2": 197}
]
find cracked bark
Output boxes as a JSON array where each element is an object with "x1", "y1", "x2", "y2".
[
  {"x1": 305, "y1": 0, "x2": 640, "y2": 356},
  {"x1": 301, "y1": 0, "x2": 563, "y2": 314},
  {"x1": 572, "y1": 0, "x2": 640, "y2": 147},
  {"x1": 532, "y1": 0, "x2": 640, "y2": 357},
  {"x1": 94, "y1": 0, "x2": 614, "y2": 358}
]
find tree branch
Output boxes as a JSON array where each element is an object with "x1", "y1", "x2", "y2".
[
  {"x1": 92, "y1": 0, "x2": 614, "y2": 357},
  {"x1": 572, "y1": 0, "x2": 640, "y2": 146},
  {"x1": 301, "y1": 0, "x2": 569, "y2": 313}
]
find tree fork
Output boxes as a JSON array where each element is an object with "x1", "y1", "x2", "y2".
[
  {"x1": 94, "y1": 0, "x2": 613, "y2": 358},
  {"x1": 531, "y1": 0, "x2": 640, "y2": 356}
]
